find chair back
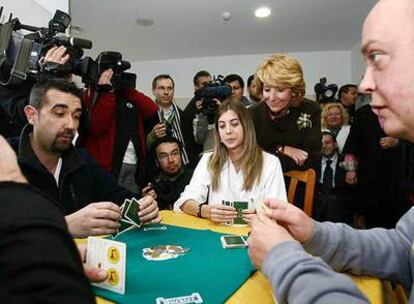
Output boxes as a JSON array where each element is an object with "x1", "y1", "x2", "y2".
[{"x1": 284, "y1": 169, "x2": 316, "y2": 217}]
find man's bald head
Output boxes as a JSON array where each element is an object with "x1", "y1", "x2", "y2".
[{"x1": 359, "y1": 0, "x2": 414, "y2": 142}]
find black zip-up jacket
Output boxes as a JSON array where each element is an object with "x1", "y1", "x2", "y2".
[
  {"x1": 0, "y1": 182, "x2": 95, "y2": 303},
  {"x1": 9, "y1": 124, "x2": 137, "y2": 215}
]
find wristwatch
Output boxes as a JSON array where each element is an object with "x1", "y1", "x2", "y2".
[
  {"x1": 197, "y1": 203, "x2": 208, "y2": 218},
  {"x1": 276, "y1": 145, "x2": 285, "y2": 155}
]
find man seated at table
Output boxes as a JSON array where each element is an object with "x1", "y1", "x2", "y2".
[
  {"x1": 9, "y1": 79, "x2": 160, "y2": 238},
  {"x1": 248, "y1": 0, "x2": 414, "y2": 302},
  {"x1": 142, "y1": 136, "x2": 193, "y2": 210},
  {"x1": 0, "y1": 135, "x2": 106, "y2": 303}
]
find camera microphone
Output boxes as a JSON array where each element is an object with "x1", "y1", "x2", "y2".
[{"x1": 55, "y1": 36, "x2": 92, "y2": 49}]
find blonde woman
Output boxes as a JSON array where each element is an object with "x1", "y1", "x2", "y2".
[
  {"x1": 174, "y1": 100, "x2": 287, "y2": 223},
  {"x1": 250, "y1": 53, "x2": 321, "y2": 171},
  {"x1": 321, "y1": 102, "x2": 350, "y2": 154}
]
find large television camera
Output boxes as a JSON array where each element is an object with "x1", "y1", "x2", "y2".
[
  {"x1": 314, "y1": 77, "x2": 338, "y2": 104},
  {"x1": 194, "y1": 75, "x2": 232, "y2": 123},
  {"x1": 0, "y1": 8, "x2": 97, "y2": 85},
  {"x1": 96, "y1": 51, "x2": 133, "y2": 90}
]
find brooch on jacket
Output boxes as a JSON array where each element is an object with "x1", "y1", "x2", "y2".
[{"x1": 297, "y1": 113, "x2": 312, "y2": 129}]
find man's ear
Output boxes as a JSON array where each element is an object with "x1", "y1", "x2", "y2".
[{"x1": 24, "y1": 105, "x2": 37, "y2": 125}]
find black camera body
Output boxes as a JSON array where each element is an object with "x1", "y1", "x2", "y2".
[
  {"x1": 96, "y1": 51, "x2": 132, "y2": 89},
  {"x1": 314, "y1": 77, "x2": 338, "y2": 104},
  {"x1": 152, "y1": 176, "x2": 172, "y2": 196},
  {"x1": 0, "y1": 9, "x2": 96, "y2": 85},
  {"x1": 195, "y1": 75, "x2": 232, "y2": 124}
]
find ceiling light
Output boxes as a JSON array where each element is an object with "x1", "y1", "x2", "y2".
[
  {"x1": 136, "y1": 18, "x2": 154, "y2": 27},
  {"x1": 255, "y1": 7, "x2": 271, "y2": 18}
]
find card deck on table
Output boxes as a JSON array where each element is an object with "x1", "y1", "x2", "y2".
[
  {"x1": 220, "y1": 235, "x2": 248, "y2": 249},
  {"x1": 87, "y1": 237, "x2": 126, "y2": 294}
]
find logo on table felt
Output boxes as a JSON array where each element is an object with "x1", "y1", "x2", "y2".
[{"x1": 156, "y1": 292, "x2": 203, "y2": 304}]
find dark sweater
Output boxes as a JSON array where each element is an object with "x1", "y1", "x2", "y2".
[{"x1": 249, "y1": 100, "x2": 322, "y2": 172}]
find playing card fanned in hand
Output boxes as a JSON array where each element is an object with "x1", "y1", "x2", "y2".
[
  {"x1": 256, "y1": 199, "x2": 273, "y2": 220},
  {"x1": 125, "y1": 197, "x2": 142, "y2": 228},
  {"x1": 221, "y1": 200, "x2": 248, "y2": 226},
  {"x1": 233, "y1": 201, "x2": 248, "y2": 226},
  {"x1": 87, "y1": 237, "x2": 126, "y2": 294},
  {"x1": 112, "y1": 197, "x2": 142, "y2": 239}
]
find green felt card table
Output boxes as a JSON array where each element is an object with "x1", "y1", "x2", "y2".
[{"x1": 87, "y1": 210, "x2": 384, "y2": 304}]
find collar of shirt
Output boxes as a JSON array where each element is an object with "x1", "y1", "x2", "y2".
[{"x1": 322, "y1": 152, "x2": 338, "y2": 166}]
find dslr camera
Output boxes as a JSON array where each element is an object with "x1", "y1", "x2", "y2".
[
  {"x1": 194, "y1": 75, "x2": 232, "y2": 123},
  {"x1": 0, "y1": 8, "x2": 97, "y2": 85},
  {"x1": 314, "y1": 77, "x2": 338, "y2": 104}
]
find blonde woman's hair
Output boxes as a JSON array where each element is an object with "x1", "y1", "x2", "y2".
[
  {"x1": 208, "y1": 100, "x2": 263, "y2": 191},
  {"x1": 255, "y1": 53, "x2": 306, "y2": 106},
  {"x1": 321, "y1": 102, "x2": 349, "y2": 128}
]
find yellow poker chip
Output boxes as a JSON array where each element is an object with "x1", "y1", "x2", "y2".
[
  {"x1": 107, "y1": 246, "x2": 120, "y2": 264},
  {"x1": 107, "y1": 268, "x2": 119, "y2": 286}
]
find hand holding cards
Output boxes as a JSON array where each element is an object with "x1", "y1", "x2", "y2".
[
  {"x1": 255, "y1": 199, "x2": 273, "y2": 220},
  {"x1": 87, "y1": 237, "x2": 126, "y2": 294},
  {"x1": 112, "y1": 197, "x2": 144, "y2": 239},
  {"x1": 222, "y1": 200, "x2": 251, "y2": 226}
]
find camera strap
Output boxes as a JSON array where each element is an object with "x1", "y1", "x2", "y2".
[
  {"x1": 0, "y1": 19, "x2": 28, "y2": 85},
  {"x1": 0, "y1": 20, "x2": 31, "y2": 86},
  {"x1": 1, "y1": 36, "x2": 31, "y2": 86},
  {"x1": 0, "y1": 20, "x2": 16, "y2": 80}
]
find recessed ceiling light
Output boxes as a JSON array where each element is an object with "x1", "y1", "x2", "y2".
[
  {"x1": 136, "y1": 18, "x2": 154, "y2": 27},
  {"x1": 255, "y1": 7, "x2": 271, "y2": 18}
]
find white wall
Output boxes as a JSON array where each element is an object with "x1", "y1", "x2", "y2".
[
  {"x1": 1, "y1": 0, "x2": 69, "y2": 29},
  {"x1": 351, "y1": 42, "x2": 366, "y2": 84},
  {"x1": 1, "y1": 0, "x2": 51, "y2": 27},
  {"x1": 130, "y1": 50, "x2": 351, "y2": 108},
  {"x1": 33, "y1": 0, "x2": 69, "y2": 14}
]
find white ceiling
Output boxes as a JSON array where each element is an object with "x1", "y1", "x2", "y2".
[{"x1": 69, "y1": 0, "x2": 376, "y2": 63}]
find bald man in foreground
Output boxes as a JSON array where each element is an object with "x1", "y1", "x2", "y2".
[{"x1": 248, "y1": 0, "x2": 414, "y2": 303}]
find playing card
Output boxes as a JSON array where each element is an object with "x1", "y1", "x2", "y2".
[
  {"x1": 222, "y1": 200, "x2": 233, "y2": 225},
  {"x1": 124, "y1": 197, "x2": 142, "y2": 228},
  {"x1": 222, "y1": 200, "x2": 231, "y2": 207},
  {"x1": 120, "y1": 198, "x2": 132, "y2": 220},
  {"x1": 256, "y1": 199, "x2": 273, "y2": 220},
  {"x1": 233, "y1": 201, "x2": 248, "y2": 226},
  {"x1": 87, "y1": 237, "x2": 126, "y2": 295}
]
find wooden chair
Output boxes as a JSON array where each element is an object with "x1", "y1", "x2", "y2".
[{"x1": 284, "y1": 169, "x2": 316, "y2": 217}]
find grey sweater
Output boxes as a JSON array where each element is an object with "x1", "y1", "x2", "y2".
[{"x1": 263, "y1": 207, "x2": 414, "y2": 303}]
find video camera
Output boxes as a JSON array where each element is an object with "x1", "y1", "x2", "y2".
[
  {"x1": 314, "y1": 77, "x2": 338, "y2": 104},
  {"x1": 0, "y1": 8, "x2": 97, "y2": 85},
  {"x1": 194, "y1": 75, "x2": 232, "y2": 123},
  {"x1": 96, "y1": 51, "x2": 133, "y2": 90}
]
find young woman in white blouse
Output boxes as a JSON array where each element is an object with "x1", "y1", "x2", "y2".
[{"x1": 174, "y1": 99, "x2": 287, "y2": 223}]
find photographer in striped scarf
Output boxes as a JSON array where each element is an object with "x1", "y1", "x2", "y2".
[{"x1": 147, "y1": 74, "x2": 199, "y2": 169}]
